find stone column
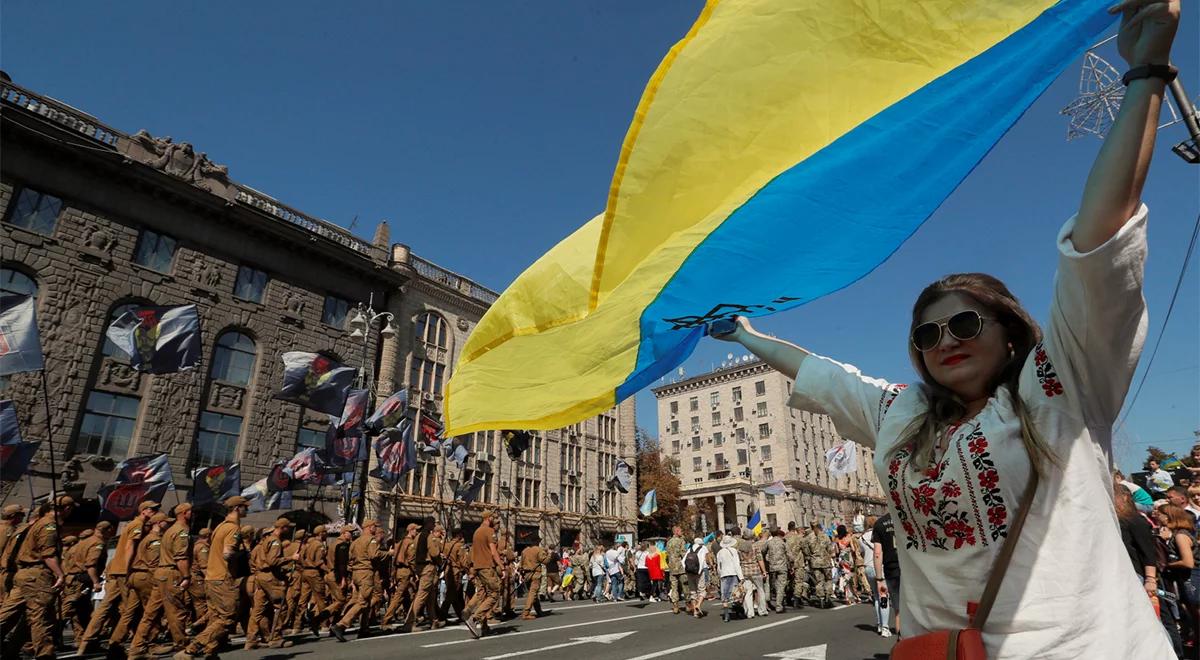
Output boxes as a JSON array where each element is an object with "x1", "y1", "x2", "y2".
[{"x1": 716, "y1": 496, "x2": 727, "y2": 533}]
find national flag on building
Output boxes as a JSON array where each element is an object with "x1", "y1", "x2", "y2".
[
  {"x1": 98, "y1": 481, "x2": 170, "y2": 521},
  {"x1": 273, "y1": 351, "x2": 357, "y2": 416},
  {"x1": 639, "y1": 489, "x2": 658, "y2": 517},
  {"x1": 0, "y1": 441, "x2": 39, "y2": 482},
  {"x1": 370, "y1": 420, "x2": 415, "y2": 484},
  {"x1": 115, "y1": 453, "x2": 175, "y2": 490},
  {"x1": 364, "y1": 389, "x2": 408, "y2": 432},
  {"x1": 0, "y1": 294, "x2": 44, "y2": 376},
  {"x1": 241, "y1": 477, "x2": 290, "y2": 512},
  {"x1": 190, "y1": 463, "x2": 241, "y2": 506},
  {"x1": 266, "y1": 462, "x2": 294, "y2": 493},
  {"x1": 105, "y1": 304, "x2": 203, "y2": 374},
  {"x1": 418, "y1": 412, "x2": 444, "y2": 452},
  {"x1": 0, "y1": 400, "x2": 22, "y2": 445},
  {"x1": 445, "y1": 436, "x2": 470, "y2": 468}
]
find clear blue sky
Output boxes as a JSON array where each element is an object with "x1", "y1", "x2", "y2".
[{"x1": 4, "y1": 1, "x2": 1196, "y2": 474}]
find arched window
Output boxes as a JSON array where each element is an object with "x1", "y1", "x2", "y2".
[
  {"x1": 0, "y1": 268, "x2": 37, "y2": 298},
  {"x1": 414, "y1": 312, "x2": 449, "y2": 350},
  {"x1": 210, "y1": 331, "x2": 256, "y2": 387}
]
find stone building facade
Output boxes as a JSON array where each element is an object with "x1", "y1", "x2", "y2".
[
  {"x1": 653, "y1": 358, "x2": 885, "y2": 531},
  {"x1": 0, "y1": 74, "x2": 638, "y2": 545}
]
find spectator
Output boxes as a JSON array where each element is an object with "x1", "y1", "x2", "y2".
[
  {"x1": 686, "y1": 538, "x2": 709, "y2": 618},
  {"x1": 1116, "y1": 470, "x2": 1156, "y2": 513},
  {"x1": 1148, "y1": 459, "x2": 1175, "y2": 499},
  {"x1": 647, "y1": 544, "x2": 665, "y2": 601},
  {"x1": 716, "y1": 534, "x2": 743, "y2": 623},
  {"x1": 872, "y1": 513, "x2": 899, "y2": 638},
  {"x1": 634, "y1": 543, "x2": 651, "y2": 600},
  {"x1": 605, "y1": 544, "x2": 624, "y2": 601},
  {"x1": 1187, "y1": 485, "x2": 1200, "y2": 522},
  {"x1": 590, "y1": 545, "x2": 608, "y2": 603},
  {"x1": 737, "y1": 528, "x2": 767, "y2": 618},
  {"x1": 1182, "y1": 445, "x2": 1200, "y2": 479}
]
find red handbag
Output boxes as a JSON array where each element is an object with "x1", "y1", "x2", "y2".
[{"x1": 890, "y1": 418, "x2": 1040, "y2": 660}]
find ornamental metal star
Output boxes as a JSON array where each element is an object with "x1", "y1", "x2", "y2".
[{"x1": 1060, "y1": 51, "x2": 1125, "y2": 141}]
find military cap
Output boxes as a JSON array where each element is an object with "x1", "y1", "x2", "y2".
[
  {"x1": 63, "y1": 535, "x2": 79, "y2": 545},
  {"x1": 138, "y1": 500, "x2": 161, "y2": 512},
  {"x1": 96, "y1": 521, "x2": 114, "y2": 532},
  {"x1": 198, "y1": 528, "x2": 210, "y2": 538},
  {"x1": 56, "y1": 495, "x2": 76, "y2": 507},
  {"x1": 362, "y1": 518, "x2": 379, "y2": 529},
  {"x1": 406, "y1": 523, "x2": 419, "y2": 531},
  {"x1": 1, "y1": 504, "x2": 25, "y2": 518},
  {"x1": 240, "y1": 525, "x2": 255, "y2": 536},
  {"x1": 294, "y1": 529, "x2": 306, "y2": 539},
  {"x1": 173, "y1": 502, "x2": 193, "y2": 515},
  {"x1": 273, "y1": 518, "x2": 294, "y2": 529},
  {"x1": 224, "y1": 495, "x2": 250, "y2": 507},
  {"x1": 150, "y1": 512, "x2": 169, "y2": 524},
  {"x1": 79, "y1": 529, "x2": 95, "y2": 539},
  {"x1": 313, "y1": 525, "x2": 327, "y2": 535}
]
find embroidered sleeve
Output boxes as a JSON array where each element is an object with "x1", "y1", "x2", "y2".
[
  {"x1": 1044, "y1": 205, "x2": 1149, "y2": 428},
  {"x1": 788, "y1": 353, "x2": 904, "y2": 450}
]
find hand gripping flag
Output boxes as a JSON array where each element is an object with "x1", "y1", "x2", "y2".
[
  {"x1": 115, "y1": 453, "x2": 175, "y2": 490},
  {"x1": 274, "y1": 352, "x2": 357, "y2": 416},
  {"x1": 365, "y1": 389, "x2": 408, "y2": 433},
  {"x1": 443, "y1": 0, "x2": 1116, "y2": 436},
  {"x1": 190, "y1": 463, "x2": 241, "y2": 506},
  {"x1": 639, "y1": 489, "x2": 658, "y2": 517},
  {"x1": 98, "y1": 481, "x2": 170, "y2": 521},
  {"x1": 105, "y1": 305, "x2": 202, "y2": 374},
  {"x1": 326, "y1": 389, "x2": 370, "y2": 468},
  {"x1": 0, "y1": 294, "x2": 44, "y2": 376},
  {"x1": 371, "y1": 419, "x2": 416, "y2": 485}
]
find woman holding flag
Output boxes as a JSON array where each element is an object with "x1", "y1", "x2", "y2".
[{"x1": 716, "y1": 1, "x2": 1181, "y2": 656}]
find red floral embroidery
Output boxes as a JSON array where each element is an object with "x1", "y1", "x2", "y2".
[
  {"x1": 877, "y1": 384, "x2": 909, "y2": 429},
  {"x1": 979, "y1": 468, "x2": 999, "y2": 490},
  {"x1": 889, "y1": 458, "x2": 901, "y2": 476},
  {"x1": 988, "y1": 506, "x2": 1007, "y2": 527},
  {"x1": 912, "y1": 484, "x2": 937, "y2": 515},
  {"x1": 968, "y1": 437, "x2": 988, "y2": 455},
  {"x1": 1034, "y1": 342, "x2": 1064, "y2": 398},
  {"x1": 943, "y1": 518, "x2": 977, "y2": 549},
  {"x1": 901, "y1": 520, "x2": 915, "y2": 537},
  {"x1": 925, "y1": 527, "x2": 938, "y2": 541},
  {"x1": 925, "y1": 464, "x2": 942, "y2": 479},
  {"x1": 941, "y1": 481, "x2": 962, "y2": 498}
]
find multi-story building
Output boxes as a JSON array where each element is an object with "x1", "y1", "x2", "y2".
[
  {"x1": 653, "y1": 357, "x2": 885, "y2": 531},
  {"x1": 0, "y1": 72, "x2": 637, "y2": 546}
]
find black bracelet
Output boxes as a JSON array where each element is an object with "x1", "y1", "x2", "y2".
[{"x1": 1122, "y1": 63, "x2": 1178, "y2": 86}]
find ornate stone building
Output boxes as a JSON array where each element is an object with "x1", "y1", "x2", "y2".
[
  {"x1": 653, "y1": 357, "x2": 885, "y2": 531},
  {"x1": 0, "y1": 73, "x2": 638, "y2": 544}
]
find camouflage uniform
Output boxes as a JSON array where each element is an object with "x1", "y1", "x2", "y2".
[
  {"x1": 664, "y1": 534, "x2": 689, "y2": 613},
  {"x1": 804, "y1": 529, "x2": 833, "y2": 605},
  {"x1": 785, "y1": 530, "x2": 807, "y2": 605},
  {"x1": 762, "y1": 534, "x2": 789, "y2": 611}
]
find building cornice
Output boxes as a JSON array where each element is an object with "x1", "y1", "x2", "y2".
[{"x1": 652, "y1": 360, "x2": 773, "y2": 398}]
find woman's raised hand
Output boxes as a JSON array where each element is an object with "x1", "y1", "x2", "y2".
[{"x1": 1109, "y1": 0, "x2": 1180, "y2": 67}]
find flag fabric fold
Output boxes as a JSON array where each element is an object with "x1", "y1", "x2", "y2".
[
  {"x1": 0, "y1": 441, "x2": 40, "y2": 482},
  {"x1": 371, "y1": 419, "x2": 416, "y2": 484},
  {"x1": 274, "y1": 352, "x2": 357, "y2": 416},
  {"x1": 761, "y1": 480, "x2": 788, "y2": 496},
  {"x1": 115, "y1": 453, "x2": 175, "y2": 490},
  {"x1": 190, "y1": 463, "x2": 241, "y2": 506},
  {"x1": 0, "y1": 294, "x2": 44, "y2": 376},
  {"x1": 748, "y1": 509, "x2": 763, "y2": 536},
  {"x1": 457, "y1": 474, "x2": 486, "y2": 504},
  {"x1": 639, "y1": 489, "x2": 658, "y2": 517},
  {"x1": 610, "y1": 459, "x2": 632, "y2": 493},
  {"x1": 98, "y1": 481, "x2": 170, "y2": 521},
  {"x1": 365, "y1": 389, "x2": 408, "y2": 433},
  {"x1": 104, "y1": 304, "x2": 202, "y2": 374},
  {"x1": 0, "y1": 400, "x2": 22, "y2": 445},
  {"x1": 502, "y1": 430, "x2": 532, "y2": 460},
  {"x1": 825, "y1": 441, "x2": 859, "y2": 478},
  {"x1": 444, "y1": 0, "x2": 1116, "y2": 437}
]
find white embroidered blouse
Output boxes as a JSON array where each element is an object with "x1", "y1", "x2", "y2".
[{"x1": 788, "y1": 206, "x2": 1173, "y2": 658}]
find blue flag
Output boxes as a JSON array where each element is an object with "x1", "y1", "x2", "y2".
[
  {"x1": 445, "y1": 436, "x2": 470, "y2": 468},
  {"x1": 748, "y1": 509, "x2": 763, "y2": 536},
  {"x1": 370, "y1": 419, "x2": 415, "y2": 484},
  {"x1": 0, "y1": 295, "x2": 44, "y2": 376},
  {"x1": 365, "y1": 389, "x2": 408, "y2": 432},
  {"x1": 0, "y1": 441, "x2": 39, "y2": 482},
  {"x1": 274, "y1": 351, "x2": 357, "y2": 416},
  {"x1": 115, "y1": 453, "x2": 175, "y2": 490},
  {"x1": 457, "y1": 473, "x2": 486, "y2": 504},
  {"x1": 639, "y1": 489, "x2": 657, "y2": 517},
  {"x1": 105, "y1": 304, "x2": 202, "y2": 374},
  {"x1": 326, "y1": 389, "x2": 369, "y2": 467},
  {"x1": 0, "y1": 400, "x2": 21, "y2": 445}
]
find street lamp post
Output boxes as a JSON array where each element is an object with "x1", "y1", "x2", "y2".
[{"x1": 346, "y1": 293, "x2": 396, "y2": 523}]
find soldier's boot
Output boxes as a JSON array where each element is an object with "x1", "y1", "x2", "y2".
[{"x1": 266, "y1": 640, "x2": 293, "y2": 649}]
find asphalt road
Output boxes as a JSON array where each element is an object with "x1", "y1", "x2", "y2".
[{"x1": 212, "y1": 599, "x2": 894, "y2": 660}]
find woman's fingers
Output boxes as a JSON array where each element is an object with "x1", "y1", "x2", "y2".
[
  {"x1": 1126, "y1": 2, "x2": 1173, "y2": 29},
  {"x1": 1108, "y1": 0, "x2": 1145, "y2": 14}
]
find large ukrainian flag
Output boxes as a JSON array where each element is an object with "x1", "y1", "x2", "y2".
[{"x1": 444, "y1": 0, "x2": 1114, "y2": 436}]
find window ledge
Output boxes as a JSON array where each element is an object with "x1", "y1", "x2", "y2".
[
  {"x1": 130, "y1": 262, "x2": 173, "y2": 283},
  {"x1": 3, "y1": 224, "x2": 55, "y2": 247}
]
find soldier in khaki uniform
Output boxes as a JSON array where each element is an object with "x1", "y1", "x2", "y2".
[
  {"x1": 111, "y1": 500, "x2": 162, "y2": 648},
  {"x1": 0, "y1": 504, "x2": 27, "y2": 601},
  {"x1": 282, "y1": 528, "x2": 305, "y2": 633},
  {"x1": 497, "y1": 530, "x2": 517, "y2": 618},
  {"x1": 331, "y1": 519, "x2": 383, "y2": 642},
  {"x1": 58, "y1": 533, "x2": 81, "y2": 639},
  {"x1": 382, "y1": 523, "x2": 417, "y2": 627},
  {"x1": 464, "y1": 512, "x2": 504, "y2": 639},
  {"x1": 128, "y1": 512, "x2": 171, "y2": 658},
  {"x1": 153, "y1": 503, "x2": 194, "y2": 652},
  {"x1": 77, "y1": 499, "x2": 159, "y2": 654},
  {"x1": 665, "y1": 527, "x2": 690, "y2": 614},
  {"x1": 437, "y1": 527, "x2": 469, "y2": 623},
  {"x1": 0, "y1": 495, "x2": 74, "y2": 660},
  {"x1": 323, "y1": 528, "x2": 351, "y2": 627},
  {"x1": 188, "y1": 527, "x2": 209, "y2": 633},
  {"x1": 804, "y1": 522, "x2": 833, "y2": 608},
  {"x1": 246, "y1": 518, "x2": 297, "y2": 649},
  {"x1": 400, "y1": 519, "x2": 443, "y2": 632},
  {"x1": 784, "y1": 522, "x2": 807, "y2": 607},
  {"x1": 64, "y1": 521, "x2": 113, "y2": 641},
  {"x1": 519, "y1": 539, "x2": 549, "y2": 620},
  {"x1": 297, "y1": 525, "x2": 331, "y2": 635},
  {"x1": 175, "y1": 495, "x2": 250, "y2": 660}
]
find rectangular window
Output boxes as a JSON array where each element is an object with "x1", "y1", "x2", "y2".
[
  {"x1": 410, "y1": 358, "x2": 447, "y2": 396},
  {"x1": 756, "y1": 402, "x2": 768, "y2": 417},
  {"x1": 759, "y1": 423, "x2": 771, "y2": 439},
  {"x1": 714, "y1": 453, "x2": 725, "y2": 470},
  {"x1": 713, "y1": 432, "x2": 723, "y2": 446},
  {"x1": 711, "y1": 411, "x2": 721, "y2": 425},
  {"x1": 4, "y1": 187, "x2": 63, "y2": 235},
  {"x1": 691, "y1": 436, "x2": 701, "y2": 451},
  {"x1": 693, "y1": 456, "x2": 702, "y2": 471},
  {"x1": 755, "y1": 380, "x2": 766, "y2": 396},
  {"x1": 689, "y1": 397, "x2": 699, "y2": 412},
  {"x1": 736, "y1": 427, "x2": 746, "y2": 441},
  {"x1": 672, "y1": 439, "x2": 681, "y2": 453},
  {"x1": 710, "y1": 392, "x2": 720, "y2": 407},
  {"x1": 196, "y1": 411, "x2": 242, "y2": 466},
  {"x1": 670, "y1": 420, "x2": 679, "y2": 434},
  {"x1": 738, "y1": 448, "x2": 748, "y2": 465},
  {"x1": 297, "y1": 427, "x2": 325, "y2": 451},
  {"x1": 767, "y1": 513, "x2": 777, "y2": 528},
  {"x1": 133, "y1": 229, "x2": 177, "y2": 273},
  {"x1": 765, "y1": 494, "x2": 776, "y2": 506},
  {"x1": 322, "y1": 295, "x2": 351, "y2": 328},
  {"x1": 669, "y1": 401, "x2": 678, "y2": 415},
  {"x1": 732, "y1": 386, "x2": 742, "y2": 404},
  {"x1": 734, "y1": 407, "x2": 744, "y2": 422},
  {"x1": 690, "y1": 416, "x2": 699, "y2": 432},
  {"x1": 75, "y1": 391, "x2": 140, "y2": 457},
  {"x1": 233, "y1": 265, "x2": 269, "y2": 303},
  {"x1": 763, "y1": 467, "x2": 774, "y2": 481},
  {"x1": 760, "y1": 445, "x2": 772, "y2": 461}
]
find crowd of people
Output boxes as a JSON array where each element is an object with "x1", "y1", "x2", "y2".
[
  {"x1": 0, "y1": 492, "x2": 898, "y2": 660},
  {"x1": 1119, "y1": 446, "x2": 1200, "y2": 659}
]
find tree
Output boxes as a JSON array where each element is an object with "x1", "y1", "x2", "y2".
[
  {"x1": 636, "y1": 432, "x2": 683, "y2": 538},
  {"x1": 1146, "y1": 446, "x2": 1170, "y2": 466}
]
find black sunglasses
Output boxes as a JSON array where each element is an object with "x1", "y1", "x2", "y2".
[{"x1": 911, "y1": 310, "x2": 993, "y2": 352}]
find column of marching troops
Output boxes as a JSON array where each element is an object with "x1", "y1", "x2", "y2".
[{"x1": 0, "y1": 495, "x2": 558, "y2": 660}]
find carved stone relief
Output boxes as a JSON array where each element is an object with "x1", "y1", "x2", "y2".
[
  {"x1": 209, "y1": 382, "x2": 246, "y2": 412},
  {"x1": 457, "y1": 318, "x2": 469, "y2": 331},
  {"x1": 125, "y1": 130, "x2": 235, "y2": 200},
  {"x1": 98, "y1": 359, "x2": 141, "y2": 392}
]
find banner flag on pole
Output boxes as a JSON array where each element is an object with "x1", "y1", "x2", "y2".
[
  {"x1": 286, "y1": 447, "x2": 326, "y2": 484},
  {"x1": 445, "y1": 436, "x2": 470, "y2": 468},
  {"x1": 104, "y1": 304, "x2": 202, "y2": 374},
  {"x1": 457, "y1": 474, "x2": 487, "y2": 504},
  {"x1": 273, "y1": 352, "x2": 357, "y2": 416},
  {"x1": 0, "y1": 441, "x2": 39, "y2": 482},
  {"x1": 502, "y1": 430, "x2": 532, "y2": 460},
  {"x1": 609, "y1": 459, "x2": 632, "y2": 493},
  {"x1": 825, "y1": 441, "x2": 858, "y2": 477},
  {"x1": 761, "y1": 480, "x2": 788, "y2": 496},
  {"x1": 0, "y1": 294, "x2": 44, "y2": 376},
  {"x1": 370, "y1": 419, "x2": 415, "y2": 484},
  {"x1": 0, "y1": 400, "x2": 22, "y2": 445},
  {"x1": 443, "y1": 0, "x2": 1116, "y2": 437},
  {"x1": 748, "y1": 509, "x2": 763, "y2": 536},
  {"x1": 190, "y1": 463, "x2": 241, "y2": 506},
  {"x1": 639, "y1": 489, "x2": 658, "y2": 517},
  {"x1": 115, "y1": 453, "x2": 175, "y2": 490},
  {"x1": 365, "y1": 389, "x2": 408, "y2": 433},
  {"x1": 98, "y1": 481, "x2": 170, "y2": 521},
  {"x1": 241, "y1": 477, "x2": 290, "y2": 512}
]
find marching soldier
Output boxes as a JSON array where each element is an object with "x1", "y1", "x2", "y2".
[
  {"x1": 246, "y1": 518, "x2": 297, "y2": 650},
  {"x1": 128, "y1": 512, "x2": 171, "y2": 659},
  {"x1": 188, "y1": 528, "x2": 209, "y2": 633},
  {"x1": 437, "y1": 527, "x2": 469, "y2": 623},
  {"x1": 463, "y1": 511, "x2": 504, "y2": 639},
  {"x1": 58, "y1": 533, "x2": 81, "y2": 641},
  {"x1": 282, "y1": 528, "x2": 305, "y2": 634},
  {"x1": 497, "y1": 530, "x2": 517, "y2": 618},
  {"x1": 298, "y1": 525, "x2": 331, "y2": 635},
  {"x1": 401, "y1": 518, "x2": 443, "y2": 632},
  {"x1": 110, "y1": 500, "x2": 162, "y2": 648},
  {"x1": 805, "y1": 522, "x2": 833, "y2": 608},
  {"x1": 785, "y1": 522, "x2": 807, "y2": 607},
  {"x1": 383, "y1": 523, "x2": 417, "y2": 627},
  {"x1": 175, "y1": 494, "x2": 250, "y2": 660},
  {"x1": 518, "y1": 539, "x2": 548, "y2": 620},
  {"x1": 0, "y1": 495, "x2": 75, "y2": 660},
  {"x1": 331, "y1": 519, "x2": 384, "y2": 642},
  {"x1": 77, "y1": 499, "x2": 159, "y2": 654},
  {"x1": 64, "y1": 521, "x2": 113, "y2": 642},
  {"x1": 764, "y1": 528, "x2": 789, "y2": 613},
  {"x1": 0, "y1": 504, "x2": 27, "y2": 601},
  {"x1": 237, "y1": 525, "x2": 257, "y2": 634},
  {"x1": 665, "y1": 526, "x2": 690, "y2": 614},
  {"x1": 153, "y1": 503, "x2": 194, "y2": 653},
  {"x1": 323, "y1": 528, "x2": 352, "y2": 628}
]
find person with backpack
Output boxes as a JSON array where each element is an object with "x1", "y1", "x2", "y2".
[{"x1": 684, "y1": 538, "x2": 709, "y2": 618}]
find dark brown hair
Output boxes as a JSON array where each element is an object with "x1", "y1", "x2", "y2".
[{"x1": 889, "y1": 273, "x2": 1057, "y2": 474}]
